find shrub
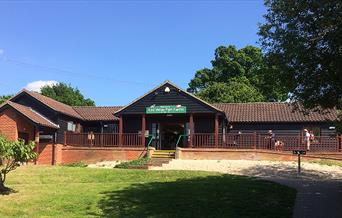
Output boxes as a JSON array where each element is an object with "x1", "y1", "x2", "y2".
[
  {"x1": 115, "y1": 158, "x2": 150, "y2": 169},
  {"x1": 0, "y1": 135, "x2": 36, "y2": 192}
]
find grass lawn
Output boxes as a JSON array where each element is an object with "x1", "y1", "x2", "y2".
[
  {"x1": 0, "y1": 166, "x2": 296, "y2": 218},
  {"x1": 310, "y1": 159, "x2": 342, "y2": 167}
]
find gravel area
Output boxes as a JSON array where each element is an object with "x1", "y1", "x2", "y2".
[
  {"x1": 150, "y1": 160, "x2": 342, "y2": 180},
  {"x1": 87, "y1": 161, "x2": 123, "y2": 168}
]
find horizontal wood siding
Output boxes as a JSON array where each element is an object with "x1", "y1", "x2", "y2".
[
  {"x1": 117, "y1": 84, "x2": 220, "y2": 115},
  {"x1": 13, "y1": 94, "x2": 58, "y2": 122}
]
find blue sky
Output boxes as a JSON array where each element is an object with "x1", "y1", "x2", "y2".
[{"x1": 0, "y1": 1, "x2": 266, "y2": 106}]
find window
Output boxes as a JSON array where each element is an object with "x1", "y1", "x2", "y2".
[{"x1": 67, "y1": 122, "x2": 76, "y2": 132}]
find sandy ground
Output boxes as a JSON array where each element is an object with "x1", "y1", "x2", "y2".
[
  {"x1": 150, "y1": 160, "x2": 342, "y2": 180},
  {"x1": 87, "y1": 161, "x2": 123, "y2": 168}
]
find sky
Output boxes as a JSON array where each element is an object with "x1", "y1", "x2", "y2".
[{"x1": 0, "y1": 0, "x2": 266, "y2": 106}]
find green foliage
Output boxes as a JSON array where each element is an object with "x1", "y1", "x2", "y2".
[
  {"x1": 115, "y1": 158, "x2": 150, "y2": 169},
  {"x1": 63, "y1": 162, "x2": 88, "y2": 167},
  {"x1": 188, "y1": 45, "x2": 288, "y2": 103},
  {"x1": 0, "y1": 135, "x2": 36, "y2": 191},
  {"x1": 0, "y1": 95, "x2": 13, "y2": 104},
  {"x1": 259, "y1": 0, "x2": 342, "y2": 110},
  {"x1": 40, "y1": 82, "x2": 95, "y2": 106},
  {"x1": 197, "y1": 77, "x2": 265, "y2": 103}
]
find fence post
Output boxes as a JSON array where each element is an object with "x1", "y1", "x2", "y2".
[
  {"x1": 64, "y1": 131, "x2": 67, "y2": 145},
  {"x1": 297, "y1": 134, "x2": 301, "y2": 149},
  {"x1": 339, "y1": 136, "x2": 342, "y2": 152},
  {"x1": 253, "y1": 131, "x2": 257, "y2": 149}
]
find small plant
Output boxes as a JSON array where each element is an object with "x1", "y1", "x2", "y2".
[
  {"x1": 0, "y1": 135, "x2": 37, "y2": 193},
  {"x1": 64, "y1": 162, "x2": 88, "y2": 167},
  {"x1": 115, "y1": 157, "x2": 150, "y2": 169}
]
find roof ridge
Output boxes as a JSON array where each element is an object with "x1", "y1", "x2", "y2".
[
  {"x1": 213, "y1": 102, "x2": 288, "y2": 105},
  {"x1": 72, "y1": 106, "x2": 122, "y2": 108}
]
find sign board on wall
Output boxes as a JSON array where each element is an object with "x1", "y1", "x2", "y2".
[{"x1": 146, "y1": 105, "x2": 187, "y2": 114}]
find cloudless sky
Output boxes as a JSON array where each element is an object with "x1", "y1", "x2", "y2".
[{"x1": 0, "y1": 0, "x2": 266, "y2": 106}]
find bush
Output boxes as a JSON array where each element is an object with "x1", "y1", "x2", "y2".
[
  {"x1": 0, "y1": 135, "x2": 37, "y2": 192},
  {"x1": 64, "y1": 162, "x2": 88, "y2": 167},
  {"x1": 115, "y1": 158, "x2": 150, "y2": 169}
]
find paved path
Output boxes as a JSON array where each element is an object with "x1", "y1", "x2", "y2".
[
  {"x1": 272, "y1": 178, "x2": 342, "y2": 218},
  {"x1": 150, "y1": 160, "x2": 342, "y2": 218}
]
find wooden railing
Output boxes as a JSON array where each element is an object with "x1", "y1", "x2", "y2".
[
  {"x1": 192, "y1": 133, "x2": 341, "y2": 152},
  {"x1": 65, "y1": 132, "x2": 143, "y2": 147},
  {"x1": 65, "y1": 132, "x2": 342, "y2": 152}
]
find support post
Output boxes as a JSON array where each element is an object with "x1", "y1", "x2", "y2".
[
  {"x1": 215, "y1": 114, "x2": 219, "y2": 147},
  {"x1": 142, "y1": 114, "x2": 146, "y2": 147},
  {"x1": 64, "y1": 131, "x2": 67, "y2": 145},
  {"x1": 119, "y1": 116, "x2": 123, "y2": 146},
  {"x1": 34, "y1": 127, "x2": 40, "y2": 165},
  {"x1": 253, "y1": 131, "x2": 257, "y2": 149},
  {"x1": 189, "y1": 113, "x2": 194, "y2": 148}
]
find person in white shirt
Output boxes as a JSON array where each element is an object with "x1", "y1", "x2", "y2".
[{"x1": 304, "y1": 129, "x2": 311, "y2": 151}]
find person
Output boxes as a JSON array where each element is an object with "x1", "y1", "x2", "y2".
[
  {"x1": 267, "y1": 130, "x2": 275, "y2": 150},
  {"x1": 304, "y1": 129, "x2": 311, "y2": 151}
]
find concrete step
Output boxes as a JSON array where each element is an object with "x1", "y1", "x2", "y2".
[
  {"x1": 151, "y1": 150, "x2": 175, "y2": 159},
  {"x1": 147, "y1": 158, "x2": 173, "y2": 167}
]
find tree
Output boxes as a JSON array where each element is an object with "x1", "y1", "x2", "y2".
[
  {"x1": 188, "y1": 45, "x2": 288, "y2": 103},
  {"x1": 0, "y1": 95, "x2": 13, "y2": 104},
  {"x1": 197, "y1": 77, "x2": 265, "y2": 103},
  {"x1": 41, "y1": 83, "x2": 95, "y2": 106},
  {"x1": 259, "y1": 0, "x2": 342, "y2": 110},
  {"x1": 0, "y1": 135, "x2": 36, "y2": 192}
]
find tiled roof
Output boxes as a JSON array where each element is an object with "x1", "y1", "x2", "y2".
[
  {"x1": 22, "y1": 90, "x2": 84, "y2": 119},
  {"x1": 73, "y1": 106, "x2": 122, "y2": 121},
  {"x1": 4, "y1": 101, "x2": 59, "y2": 128},
  {"x1": 213, "y1": 102, "x2": 338, "y2": 123}
]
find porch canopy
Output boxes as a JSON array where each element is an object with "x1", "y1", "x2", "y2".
[{"x1": 114, "y1": 80, "x2": 226, "y2": 148}]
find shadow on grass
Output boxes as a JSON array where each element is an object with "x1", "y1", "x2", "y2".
[
  {"x1": 93, "y1": 175, "x2": 296, "y2": 218},
  {"x1": 0, "y1": 187, "x2": 17, "y2": 195}
]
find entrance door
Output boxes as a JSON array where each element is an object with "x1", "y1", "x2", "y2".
[{"x1": 160, "y1": 123, "x2": 184, "y2": 150}]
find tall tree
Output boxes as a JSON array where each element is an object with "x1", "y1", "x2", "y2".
[
  {"x1": 0, "y1": 95, "x2": 13, "y2": 104},
  {"x1": 259, "y1": 0, "x2": 342, "y2": 110},
  {"x1": 41, "y1": 83, "x2": 95, "y2": 106},
  {"x1": 188, "y1": 45, "x2": 288, "y2": 103},
  {"x1": 197, "y1": 77, "x2": 265, "y2": 103}
]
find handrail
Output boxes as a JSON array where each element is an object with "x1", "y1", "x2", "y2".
[
  {"x1": 176, "y1": 134, "x2": 188, "y2": 149},
  {"x1": 147, "y1": 135, "x2": 155, "y2": 158}
]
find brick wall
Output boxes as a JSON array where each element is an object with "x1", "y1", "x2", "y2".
[
  {"x1": 60, "y1": 147, "x2": 147, "y2": 164},
  {"x1": 0, "y1": 108, "x2": 35, "y2": 141}
]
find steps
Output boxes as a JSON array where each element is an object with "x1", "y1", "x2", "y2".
[
  {"x1": 151, "y1": 150, "x2": 176, "y2": 159},
  {"x1": 146, "y1": 150, "x2": 176, "y2": 168}
]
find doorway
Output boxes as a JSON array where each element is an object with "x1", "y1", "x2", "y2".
[{"x1": 160, "y1": 123, "x2": 184, "y2": 150}]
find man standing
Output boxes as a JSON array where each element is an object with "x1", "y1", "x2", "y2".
[{"x1": 304, "y1": 129, "x2": 311, "y2": 151}]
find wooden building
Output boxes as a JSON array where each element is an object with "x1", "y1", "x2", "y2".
[{"x1": 0, "y1": 80, "x2": 339, "y2": 160}]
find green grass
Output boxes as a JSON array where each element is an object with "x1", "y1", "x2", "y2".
[
  {"x1": 311, "y1": 159, "x2": 342, "y2": 167},
  {"x1": 115, "y1": 157, "x2": 150, "y2": 169},
  {"x1": 0, "y1": 166, "x2": 296, "y2": 218}
]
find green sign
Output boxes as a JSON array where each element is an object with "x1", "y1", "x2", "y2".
[{"x1": 146, "y1": 105, "x2": 187, "y2": 114}]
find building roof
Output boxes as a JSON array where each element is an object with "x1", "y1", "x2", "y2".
[
  {"x1": 213, "y1": 102, "x2": 338, "y2": 123},
  {"x1": 73, "y1": 106, "x2": 122, "y2": 121},
  {"x1": 12, "y1": 89, "x2": 84, "y2": 119},
  {"x1": 2, "y1": 101, "x2": 59, "y2": 128},
  {"x1": 114, "y1": 80, "x2": 224, "y2": 116}
]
